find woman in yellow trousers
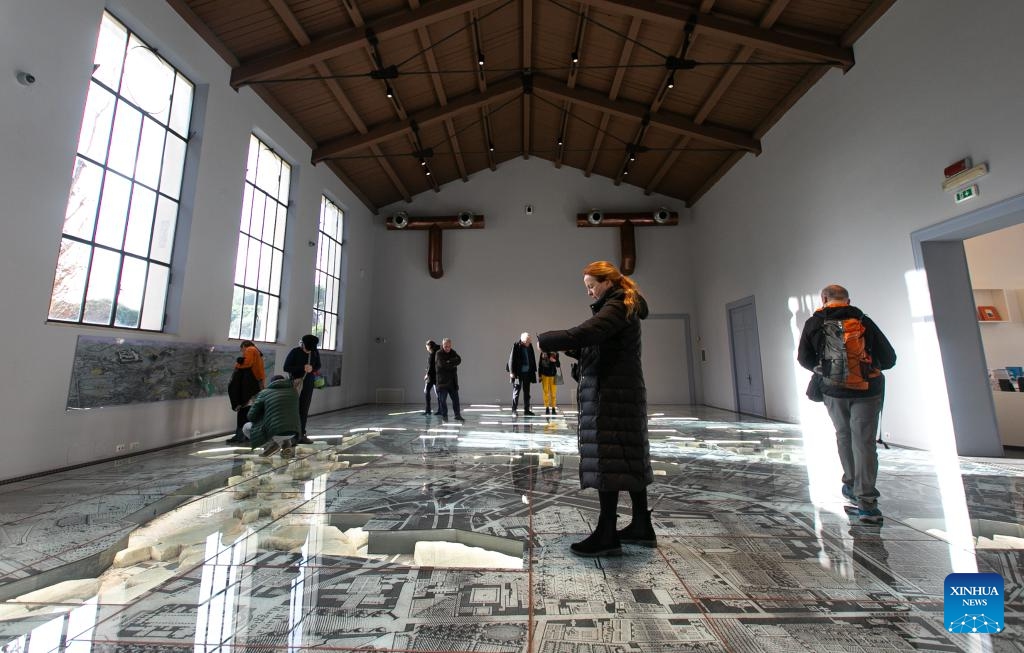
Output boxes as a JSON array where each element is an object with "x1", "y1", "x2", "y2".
[{"x1": 538, "y1": 350, "x2": 561, "y2": 414}]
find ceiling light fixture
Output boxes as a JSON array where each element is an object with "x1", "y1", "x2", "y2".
[
  {"x1": 571, "y1": 51, "x2": 579, "y2": 64},
  {"x1": 385, "y1": 84, "x2": 394, "y2": 98},
  {"x1": 666, "y1": 73, "x2": 675, "y2": 90},
  {"x1": 488, "y1": 142, "x2": 495, "y2": 152},
  {"x1": 478, "y1": 52, "x2": 485, "y2": 67}
]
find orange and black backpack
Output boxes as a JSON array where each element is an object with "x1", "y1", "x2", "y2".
[{"x1": 815, "y1": 313, "x2": 880, "y2": 390}]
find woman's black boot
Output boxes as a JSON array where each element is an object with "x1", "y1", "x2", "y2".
[
  {"x1": 571, "y1": 490, "x2": 622, "y2": 557},
  {"x1": 617, "y1": 490, "x2": 657, "y2": 547}
]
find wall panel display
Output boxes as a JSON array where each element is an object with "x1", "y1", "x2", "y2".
[
  {"x1": 319, "y1": 352, "x2": 343, "y2": 387},
  {"x1": 67, "y1": 335, "x2": 276, "y2": 409}
]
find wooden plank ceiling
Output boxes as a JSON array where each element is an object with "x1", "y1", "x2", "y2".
[{"x1": 169, "y1": 0, "x2": 896, "y2": 213}]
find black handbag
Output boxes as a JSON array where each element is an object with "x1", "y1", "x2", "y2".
[{"x1": 806, "y1": 373, "x2": 824, "y2": 402}]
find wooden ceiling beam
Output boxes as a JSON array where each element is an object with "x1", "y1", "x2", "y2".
[
  {"x1": 231, "y1": 0, "x2": 493, "y2": 87},
  {"x1": 267, "y1": 0, "x2": 408, "y2": 202},
  {"x1": 521, "y1": 0, "x2": 533, "y2": 159},
  {"x1": 532, "y1": 75, "x2": 760, "y2": 153},
  {"x1": 312, "y1": 76, "x2": 522, "y2": 162},
  {"x1": 583, "y1": 14, "x2": 638, "y2": 176},
  {"x1": 581, "y1": 0, "x2": 854, "y2": 69},
  {"x1": 647, "y1": 0, "x2": 790, "y2": 197},
  {"x1": 555, "y1": 5, "x2": 588, "y2": 168}
]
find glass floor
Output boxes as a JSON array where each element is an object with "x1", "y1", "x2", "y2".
[{"x1": 0, "y1": 404, "x2": 1021, "y2": 652}]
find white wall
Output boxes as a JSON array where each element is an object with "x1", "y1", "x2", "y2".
[
  {"x1": 691, "y1": 0, "x2": 1024, "y2": 450},
  {"x1": 0, "y1": 0, "x2": 375, "y2": 481},
  {"x1": 371, "y1": 157, "x2": 695, "y2": 408}
]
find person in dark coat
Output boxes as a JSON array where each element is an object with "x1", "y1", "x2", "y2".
[
  {"x1": 538, "y1": 260, "x2": 654, "y2": 557},
  {"x1": 506, "y1": 332, "x2": 537, "y2": 415},
  {"x1": 433, "y1": 338, "x2": 465, "y2": 422},
  {"x1": 226, "y1": 340, "x2": 265, "y2": 445},
  {"x1": 423, "y1": 339, "x2": 440, "y2": 415},
  {"x1": 283, "y1": 334, "x2": 321, "y2": 444}
]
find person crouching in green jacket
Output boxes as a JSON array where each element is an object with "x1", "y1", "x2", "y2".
[{"x1": 243, "y1": 375, "x2": 302, "y2": 458}]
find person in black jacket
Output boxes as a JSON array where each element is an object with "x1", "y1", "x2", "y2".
[
  {"x1": 798, "y1": 284, "x2": 897, "y2": 524},
  {"x1": 423, "y1": 339, "x2": 440, "y2": 415},
  {"x1": 538, "y1": 261, "x2": 653, "y2": 557},
  {"x1": 506, "y1": 332, "x2": 537, "y2": 416},
  {"x1": 433, "y1": 338, "x2": 464, "y2": 422},
  {"x1": 283, "y1": 334, "x2": 321, "y2": 444}
]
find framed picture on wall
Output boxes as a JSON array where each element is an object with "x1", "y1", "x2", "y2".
[{"x1": 978, "y1": 305, "x2": 1002, "y2": 321}]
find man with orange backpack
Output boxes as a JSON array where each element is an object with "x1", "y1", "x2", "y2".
[{"x1": 798, "y1": 284, "x2": 897, "y2": 524}]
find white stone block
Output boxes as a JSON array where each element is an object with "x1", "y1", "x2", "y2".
[
  {"x1": 149, "y1": 543, "x2": 182, "y2": 562},
  {"x1": 263, "y1": 523, "x2": 310, "y2": 550},
  {"x1": 344, "y1": 527, "x2": 369, "y2": 549},
  {"x1": 12, "y1": 579, "x2": 101, "y2": 605},
  {"x1": 112, "y1": 546, "x2": 151, "y2": 567},
  {"x1": 413, "y1": 541, "x2": 522, "y2": 569}
]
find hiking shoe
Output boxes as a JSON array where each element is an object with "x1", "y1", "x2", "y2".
[
  {"x1": 293, "y1": 435, "x2": 314, "y2": 445},
  {"x1": 260, "y1": 441, "x2": 281, "y2": 457},
  {"x1": 454, "y1": 415, "x2": 465, "y2": 421},
  {"x1": 524, "y1": 410, "x2": 536, "y2": 416},
  {"x1": 858, "y1": 507, "x2": 883, "y2": 524},
  {"x1": 841, "y1": 484, "x2": 858, "y2": 505},
  {"x1": 225, "y1": 435, "x2": 248, "y2": 445}
]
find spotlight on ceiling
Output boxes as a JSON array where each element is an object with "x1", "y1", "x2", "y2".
[
  {"x1": 653, "y1": 208, "x2": 671, "y2": 224},
  {"x1": 587, "y1": 209, "x2": 603, "y2": 225},
  {"x1": 457, "y1": 211, "x2": 475, "y2": 228},
  {"x1": 391, "y1": 211, "x2": 410, "y2": 229},
  {"x1": 571, "y1": 51, "x2": 579, "y2": 64}
]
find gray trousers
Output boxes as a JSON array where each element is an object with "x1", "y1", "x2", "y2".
[{"x1": 823, "y1": 393, "x2": 883, "y2": 507}]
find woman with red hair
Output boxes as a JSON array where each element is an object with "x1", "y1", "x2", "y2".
[{"x1": 538, "y1": 261, "x2": 654, "y2": 556}]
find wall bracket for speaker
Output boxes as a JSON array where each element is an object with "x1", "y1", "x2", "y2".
[
  {"x1": 575, "y1": 210, "x2": 679, "y2": 275},
  {"x1": 385, "y1": 213, "x2": 485, "y2": 278}
]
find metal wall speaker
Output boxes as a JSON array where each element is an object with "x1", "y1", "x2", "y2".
[
  {"x1": 587, "y1": 209, "x2": 603, "y2": 225},
  {"x1": 457, "y1": 211, "x2": 475, "y2": 227},
  {"x1": 391, "y1": 211, "x2": 410, "y2": 229},
  {"x1": 653, "y1": 208, "x2": 671, "y2": 224}
]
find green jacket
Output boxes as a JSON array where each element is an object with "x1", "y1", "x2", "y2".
[{"x1": 247, "y1": 378, "x2": 301, "y2": 448}]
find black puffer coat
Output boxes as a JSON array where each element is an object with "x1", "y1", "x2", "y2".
[{"x1": 538, "y1": 288, "x2": 652, "y2": 491}]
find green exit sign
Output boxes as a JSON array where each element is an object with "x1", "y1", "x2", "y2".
[{"x1": 955, "y1": 184, "x2": 979, "y2": 203}]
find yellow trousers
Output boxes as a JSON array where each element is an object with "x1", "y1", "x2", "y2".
[{"x1": 541, "y1": 375, "x2": 557, "y2": 407}]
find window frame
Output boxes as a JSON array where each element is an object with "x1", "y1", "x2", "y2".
[
  {"x1": 312, "y1": 195, "x2": 345, "y2": 350},
  {"x1": 47, "y1": 11, "x2": 195, "y2": 331},
  {"x1": 228, "y1": 134, "x2": 292, "y2": 343}
]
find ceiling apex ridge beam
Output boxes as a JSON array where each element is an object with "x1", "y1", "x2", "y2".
[
  {"x1": 312, "y1": 76, "x2": 522, "y2": 162},
  {"x1": 231, "y1": 0, "x2": 493, "y2": 88},
  {"x1": 531, "y1": 75, "x2": 760, "y2": 154},
  {"x1": 580, "y1": 0, "x2": 854, "y2": 69}
]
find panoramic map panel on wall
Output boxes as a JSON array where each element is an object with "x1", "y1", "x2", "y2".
[
  {"x1": 319, "y1": 352, "x2": 343, "y2": 387},
  {"x1": 67, "y1": 336, "x2": 277, "y2": 410}
]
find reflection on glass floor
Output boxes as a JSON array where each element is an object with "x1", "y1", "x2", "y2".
[{"x1": 1, "y1": 404, "x2": 1022, "y2": 652}]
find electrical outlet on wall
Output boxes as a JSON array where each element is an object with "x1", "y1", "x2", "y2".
[{"x1": 115, "y1": 443, "x2": 126, "y2": 453}]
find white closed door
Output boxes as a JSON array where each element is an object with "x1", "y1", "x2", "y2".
[{"x1": 728, "y1": 300, "x2": 766, "y2": 417}]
